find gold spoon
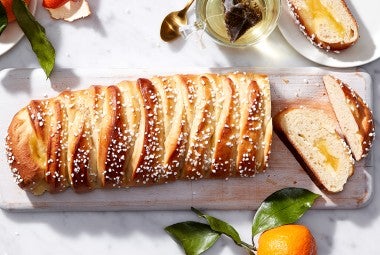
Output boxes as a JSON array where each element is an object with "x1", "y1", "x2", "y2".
[{"x1": 160, "y1": 0, "x2": 196, "y2": 42}]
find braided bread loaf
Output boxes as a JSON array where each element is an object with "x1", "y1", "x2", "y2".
[{"x1": 6, "y1": 72, "x2": 272, "y2": 195}]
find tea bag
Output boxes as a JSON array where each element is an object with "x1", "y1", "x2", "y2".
[{"x1": 223, "y1": 0, "x2": 263, "y2": 42}]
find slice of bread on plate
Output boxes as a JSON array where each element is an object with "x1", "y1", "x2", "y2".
[
  {"x1": 274, "y1": 107, "x2": 354, "y2": 193},
  {"x1": 323, "y1": 75, "x2": 375, "y2": 161},
  {"x1": 287, "y1": 0, "x2": 359, "y2": 51}
]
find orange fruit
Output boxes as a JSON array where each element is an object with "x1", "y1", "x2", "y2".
[
  {"x1": 1, "y1": 0, "x2": 31, "y2": 22},
  {"x1": 257, "y1": 224, "x2": 317, "y2": 255},
  {"x1": 42, "y1": 0, "x2": 69, "y2": 9}
]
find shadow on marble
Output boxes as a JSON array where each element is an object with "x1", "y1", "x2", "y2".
[
  {"x1": 210, "y1": 28, "x2": 298, "y2": 68},
  {"x1": 43, "y1": 0, "x2": 105, "y2": 55},
  {"x1": 75, "y1": 0, "x2": 106, "y2": 37},
  {"x1": 0, "y1": 69, "x2": 34, "y2": 95},
  {"x1": 166, "y1": 38, "x2": 187, "y2": 53},
  {"x1": 0, "y1": 68, "x2": 82, "y2": 94},
  {"x1": 48, "y1": 69, "x2": 82, "y2": 92}
]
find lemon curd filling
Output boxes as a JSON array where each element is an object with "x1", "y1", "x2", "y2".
[
  {"x1": 29, "y1": 135, "x2": 47, "y2": 167},
  {"x1": 314, "y1": 139, "x2": 340, "y2": 171},
  {"x1": 304, "y1": 0, "x2": 345, "y2": 38}
]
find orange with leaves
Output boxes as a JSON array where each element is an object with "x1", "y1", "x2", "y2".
[{"x1": 257, "y1": 224, "x2": 317, "y2": 255}]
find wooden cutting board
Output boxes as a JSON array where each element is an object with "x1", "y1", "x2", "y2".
[{"x1": 0, "y1": 67, "x2": 374, "y2": 211}]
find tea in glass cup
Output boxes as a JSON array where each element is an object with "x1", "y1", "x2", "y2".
[{"x1": 196, "y1": 0, "x2": 281, "y2": 47}]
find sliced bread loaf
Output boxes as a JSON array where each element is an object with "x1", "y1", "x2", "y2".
[
  {"x1": 274, "y1": 107, "x2": 354, "y2": 192},
  {"x1": 287, "y1": 0, "x2": 359, "y2": 51},
  {"x1": 323, "y1": 75, "x2": 375, "y2": 161}
]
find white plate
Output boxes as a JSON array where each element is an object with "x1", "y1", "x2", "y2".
[
  {"x1": 0, "y1": 0, "x2": 38, "y2": 56},
  {"x1": 278, "y1": 0, "x2": 380, "y2": 68}
]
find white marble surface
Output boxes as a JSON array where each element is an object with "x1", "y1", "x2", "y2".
[{"x1": 0, "y1": 0, "x2": 379, "y2": 254}]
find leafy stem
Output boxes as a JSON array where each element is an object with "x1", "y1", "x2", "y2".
[
  {"x1": 165, "y1": 187, "x2": 320, "y2": 255},
  {"x1": 191, "y1": 207, "x2": 255, "y2": 252},
  {"x1": 251, "y1": 187, "x2": 320, "y2": 237},
  {"x1": 240, "y1": 240, "x2": 256, "y2": 253},
  {"x1": 12, "y1": 0, "x2": 55, "y2": 77}
]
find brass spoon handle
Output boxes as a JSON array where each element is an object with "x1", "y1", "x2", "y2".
[
  {"x1": 160, "y1": 0, "x2": 196, "y2": 42},
  {"x1": 178, "y1": 0, "x2": 195, "y2": 18}
]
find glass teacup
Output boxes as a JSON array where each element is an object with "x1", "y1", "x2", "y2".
[{"x1": 195, "y1": 0, "x2": 281, "y2": 47}]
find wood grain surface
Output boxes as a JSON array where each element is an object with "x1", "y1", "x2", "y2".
[{"x1": 0, "y1": 67, "x2": 374, "y2": 211}]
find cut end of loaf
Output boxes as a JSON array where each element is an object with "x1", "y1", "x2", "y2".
[
  {"x1": 323, "y1": 75, "x2": 375, "y2": 161},
  {"x1": 274, "y1": 107, "x2": 354, "y2": 193},
  {"x1": 6, "y1": 108, "x2": 49, "y2": 195},
  {"x1": 287, "y1": 0, "x2": 359, "y2": 51}
]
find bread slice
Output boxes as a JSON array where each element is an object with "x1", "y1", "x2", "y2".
[
  {"x1": 274, "y1": 107, "x2": 354, "y2": 192},
  {"x1": 323, "y1": 75, "x2": 375, "y2": 161},
  {"x1": 287, "y1": 0, "x2": 359, "y2": 51}
]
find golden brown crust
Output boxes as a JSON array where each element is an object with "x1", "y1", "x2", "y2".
[
  {"x1": 46, "y1": 100, "x2": 69, "y2": 193},
  {"x1": 6, "y1": 72, "x2": 272, "y2": 195},
  {"x1": 237, "y1": 80, "x2": 261, "y2": 176},
  {"x1": 150, "y1": 76, "x2": 188, "y2": 183},
  {"x1": 228, "y1": 73, "x2": 270, "y2": 177},
  {"x1": 115, "y1": 81, "x2": 140, "y2": 183},
  {"x1": 250, "y1": 74, "x2": 272, "y2": 172},
  {"x1": 69, "y1": 124, "x2": 92, "y2": 192},
  {"x1": 130, "y1": 78, "x2": 166, "y2": 185},
  {"x1": 339, "y1": 80, "x2": 375, "y2": 159},
  {"x1": 98, "y1": 86, "x2": 129, "y2": 188},
  {"x1": 210, "y1": 77, "x2": 237, "y2": 179},
  {"x1": 323, "y1": 75, "x2": 375, "y2": 161},
  {"x1": 182, "y1": 75, "x2": 214, "y2": 180}
]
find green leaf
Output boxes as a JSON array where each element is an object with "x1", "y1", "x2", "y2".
[
  {"x1": 252, "y1": 187, "x2": 320, "y2": 237},
  {"x1": 12, "y1": 0, "x2": 55, "y2": 77},
  {"x1": 0, "y1": 1, "x2": 7, "y2": 35},
  {"x1": 165, "y1": 221, "x2": 221, "y2": 255},
  {"x1": 191, "y1": 207, "x2": 243, "y2": 245}
]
